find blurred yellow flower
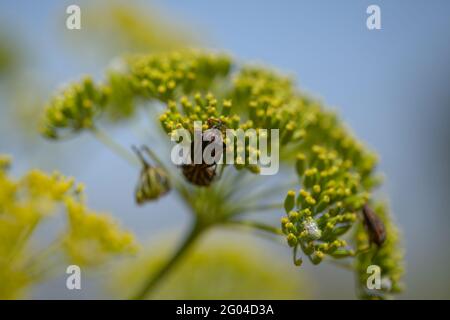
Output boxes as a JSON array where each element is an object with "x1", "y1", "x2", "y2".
[
  {"x1": 63, "y1": 198, "x2": 137, "y2": 266},
  {"x1": 0, "y1": 154, "x2": 137, "y2": 299},
  {"x1": 111, "y1": 231, "x2": 310, "y2": 299}
]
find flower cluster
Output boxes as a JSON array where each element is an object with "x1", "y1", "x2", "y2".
[
  {"x1": 159, "y1": 93, "x2": 234, "y2": 133},
  {"x1": 107, "y1": 50, "x2": 232, "y2": 120},
  {"x1": 40, "y1": 50, "x2": 404, "y2": 298},
  {"x1": 40, "y1": 51, "x2": 232, "y2": 133},
  {"x1": 41, "y1": 77, "x2": 110, "y2": 139},
  {"x1": 0, "y1": 155, "x2": 136, "y2": 298},
  {"x1": 227, "y1": 66, "x2": 378, "y2": 264},
  {"x1": 63, "y1": 198, "x2": 136, "y2": 266},
  {"x1": 229, "y1": 67, "x2": 379, "y2": 179},
  {"x1": 228, "y1": 66, "x2": 384, "y2": 267},
  {"x1": 354, "y1": 202, "x2": 404, "y2": 299},
  {"x1": 229, "y1": 67, "x2": 305, "y2": 148},
  {"x1": 281, "y1": 148, "x2": 362, "y2": 266}
]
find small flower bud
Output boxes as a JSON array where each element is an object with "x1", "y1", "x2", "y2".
[
  {"x1": 281, "y1": 217, "x2": 289, "y2": 225},
  {"x1": 305, "y1": 196, "x2": 316, "y2": 206},
  {"x1": 284, "y1": 222, "x2": 295, "y2": 233},
  {"x1": 288, "y1": 210, "x2": 299, "y2": 222},
  {"x1": 280, "y1": 217, "x2": 289, "y2": 234},
  {"x1": 295, "y1": 153, "x2": 306, "y2": 176},
  {"x1": 301, "y1": 241, "x2": 315, "y2": 255},
  {"x1": 310, "y1": 251, "x2": 324, "y2": 265},
  {"x1": 316, "y1": 195, "x2": 331, "y2": 213},
  {"x1": 0, "y1": 155, "x2": 11, "y2": 171},
  {"x1": 312, "y1": 184, "x2": 321, "y2": 194},
  {"x1": 294, "y1": 257, "x2": 303, "y2": 266},
  {"x1": 222, "y1": 99, "x2": 232, "y2": 116},
  {"x1": 287, "y1": 233, "x2": 298, "y2": 247},
  {"x1": 299, "y1": 208, "x2": 312, "y2": 218},
  {"x1": 284, "y1": 190, "x2": 296, "y2": 213},
  {"x1": 303, "y1": 167, "x2": 318, "y2": 188}
]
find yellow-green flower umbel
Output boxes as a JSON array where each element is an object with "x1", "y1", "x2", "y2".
[
  {"x1": 40, "y1": 50, "x2": 404, "y2": 299},
  {"x1": 0, "y1": 155, "x2": 137, "y2": 298}
]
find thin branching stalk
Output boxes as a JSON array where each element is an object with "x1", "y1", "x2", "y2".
[
  {"x1": 238, "y1": 203, "x2": 283, "y2": 214},
  {"x1": 90, "y1": 126, "x2": 140, "y2": 167},
  {"x1": 131, "y1": 221, "x2": 204, "y2": 299},
  {"x1": 224, "y1": 220, "x2": 284, "y2": 236}
]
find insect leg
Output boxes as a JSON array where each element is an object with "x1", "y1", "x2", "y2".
[{"x1": 132, "y1": 145, "x2": 150, "y2": 168}]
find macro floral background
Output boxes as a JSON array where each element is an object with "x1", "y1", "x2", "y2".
[{"x1": 0, "y1": 0, "x2": 450, "y2": 299}]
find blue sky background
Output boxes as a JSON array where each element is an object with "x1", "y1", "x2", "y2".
[{"x1": 1, "y1": 0, "x2": 450, "y2": 299}]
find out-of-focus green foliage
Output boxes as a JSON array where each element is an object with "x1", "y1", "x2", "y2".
[
  {"x1": 0, "y1": 41, "x2": 15, "y2": 77},
  {"x1": 0, "y1": 155, "x2": 137, "y2": 299},
  {"x1": 355, "y1": 202, "x2": 404, "y2": 299},
  {"x1": 0, "y1": 30, "x2": 21, "y2": 79},
  {"x1": 3, "y1": 1, "x2": 194, "y2": 139},
  {"x1": 111, "y1": 231, "x2": 310, "y2": 299},
  {"x1": 0, "y1": 31, "x2": 44, "y2": 139},
  {"x1": 65, "y1": 1, "x2": 195, "y2": 56}
]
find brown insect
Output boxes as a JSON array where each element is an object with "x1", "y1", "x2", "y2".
[
  {"x1": 181, "y1": 163, "x2": 218, "y2": 187},
  {"x1": 181, "y1": 118, "x2": 226, "y2": 187},
  {"x1": 362, "y1": 204, "x2": 387, "y2": 247}
]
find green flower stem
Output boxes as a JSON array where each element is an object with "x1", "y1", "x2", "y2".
[
  {"x1": 131, "y1": 221, "x2": 204, "y2": 300},
  {"x1": 239, "y1": 203, "x2": 283, "y2": 214},
  {"x1": 224, "y1": 220, "x2": 284, "y2": 236},
  {"x1": 235, "y1": 180, "x2": 297, "y2": 204},
  {"x1": 140, "y1": 145, "x2": 167, "y2": 169},
  {"x1": 90, "y1": 126, "x2": 205, "y2": 300},
  {"x1": 26, "y1": 235, "x2": 63, "y2": 269},
  {"x1": 221, "y1": 171, "x2": 250, "y2": 201},
  {"x1": 8, "y1": 216, "x2": 41, "y2": 264},
  {"x1": 326, "y1": 259, "x2": 354, "y2": 271},
  {"x1": 90, "y1": 126, "x2": 140, "y2": 167},
  {"x1": 217, "y1": 164, "x2": 226, "y2": 179},
  {"x1": 28, "y1": 253, "x2": 65, "y2": 282}
]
